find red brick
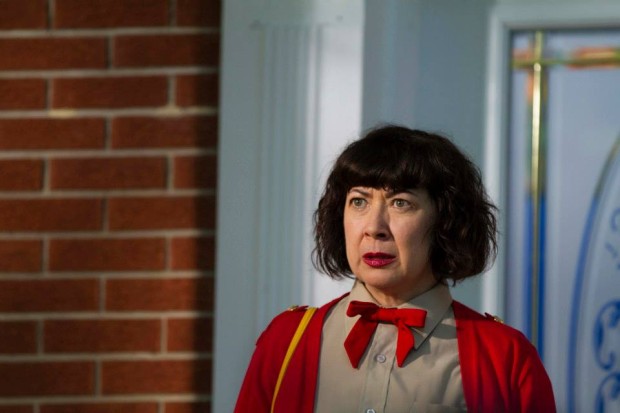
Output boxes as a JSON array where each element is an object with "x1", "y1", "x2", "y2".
[
  {"x1": 0, "y1": 118, "x2": 105, "y2": 150},
  {"x1": 0, "y1": 279, "x2": 98, "y2": 312},
  {"x1": 55, "y1": 0, "x2": 168, "y2": 28},
  {"x1": 165, "y1": 402, "x2": 211, "y2": 413},
  {"x1": 0, "y1": 362, "x2": 94, "y2": 396},
  {"x1": 176, "y1": 74, "x2": 218, "y2": 107},
  {"x1": 51, "y1": 157, "x2": 166, "y2": 190},
  {"x1": 45, "y1": 319, "x2": 160, "y2": 353},
  {"x1": 114, "y1": 34, "x2": 219, "y2": 68},
  {"x1": 0, "y1": 0, "x2": 47, "y2": 29},
  {"x1": 170, "y1": 236, "x2": 215, "y2": 270},
  {"x1": 174, "y1": 155, "x2": 217, "y2": 189},
  {"x1": 0, "y1": 159, "x2": 43, "y2": 191},
  {"x1": 108, "y1": 196, "x2": 215, "y2": 230},
  {"x1": 176, "y1": 0, "x2": 220, "y2": 27},
  {"x1": 0, "y1": 38, "x2": 106, "y2": 70},
  {"x1": 102, "y1": 359, "x2": 211, "y2": 394},
  {"x1": 0, "y1": 406, "x2": 32, "y2": 413},
  {"x1": 41, "y1": 404, "x2": 157, "y2": 413},
  {"x1": 0, "y1": 240, "x2": 42, "y2": 272},
  {"x1": 0, "y1": 321, "x2": 37, "y2": 354},
  {"x1": 106, "y1": 278, "x2": 213, "y2": 311},
  {"x1": 53, "y1": 77, "x2": 167, "y2": 109},
  {"x1": 49, "y1": 238, "x2": 165, "y2": 271},
  {"x1": 0, "y1": 79, "x2": 46, "y2": 110},
  {"x1": 111, "y1": 115, "x2": 217, "y2": 149},
  {"x1": 167, "y1": 317, "x2": 212, "y2": 353},
  {"x1": 0, "y1": 199, "x2": 102, "y2": 232}
]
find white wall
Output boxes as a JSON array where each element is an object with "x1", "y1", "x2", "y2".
[{"x1": 213, "y1": 1, "x2": 364, "y2": 411}]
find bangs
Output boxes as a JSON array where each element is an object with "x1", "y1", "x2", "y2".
[{"x1": 334, "y1": 132, "x2": 434, "y2": 192}]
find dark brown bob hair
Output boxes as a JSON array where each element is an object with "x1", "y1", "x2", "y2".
[{"x1": 313, "y1": 125, "x2": 497, "y2": 283}]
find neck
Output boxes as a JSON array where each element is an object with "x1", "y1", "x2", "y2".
[{"x1": 363, "y1": 278, "x2": 440, "y2": 307}]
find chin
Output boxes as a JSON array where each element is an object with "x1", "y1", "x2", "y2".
[{"x1": 358, "y1": 274, "x2": 400, "y2": 290}]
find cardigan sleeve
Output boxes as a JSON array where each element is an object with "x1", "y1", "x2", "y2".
[
  {"x1": 453, "y1": 301, "x2": 556, "y2": 413},
  {"x1": 234, "y1": 309, "x2": 306, "y2": 413},
  {"x1": 513, "y1": 339, "x2": 556, "y2": 413}
]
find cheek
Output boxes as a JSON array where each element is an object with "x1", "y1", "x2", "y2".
[
  {"x1": 343, "y1": 217, "x2": 362, "y2": 265},
  {"x1": 343, "y1": 212, "x2": 360, "y2": 241},
  {"x1": 399, "y1": 225, "x2": 433, "y2": 254},
  {"x1": 343, "y1": 217, "x2": 351, "y2": 244},
  {"x1": 343, "y1": 220, "x2": 355, "y2": 247}
]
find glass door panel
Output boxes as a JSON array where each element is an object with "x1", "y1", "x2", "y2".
[{"x1": 507, "y1": 29, "x2": 620, "y2": 412}]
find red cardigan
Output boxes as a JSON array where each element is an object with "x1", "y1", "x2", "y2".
[{"x1": 235, "y1": 294, "x2": 556, "y2": 413}]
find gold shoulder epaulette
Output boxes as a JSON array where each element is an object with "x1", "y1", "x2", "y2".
[
  {"x1": 286, "y1": 305, "x2": 308, "y2": 312},
  {"x1": 484, "y1": 312, "x2": 504, "y2": 323}
]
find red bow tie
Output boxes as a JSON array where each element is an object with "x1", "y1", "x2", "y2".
[{"x1": 344, "y1": 301, "x2": 427, "y2": 368}]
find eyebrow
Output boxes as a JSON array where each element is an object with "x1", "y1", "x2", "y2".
[
  {"x1": 348, "y1": 188, "x2": 420, "y2": 198},
  {"x1": 385, "y1": 189, "x2": 418, "y2": 198},
  {"x1": 348, "y1": 188, "x2": 371, "y2": 196}
]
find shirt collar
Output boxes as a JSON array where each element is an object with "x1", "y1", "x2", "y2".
[{"x1": 344, "y1": 280, "x2": 453, "y2": 350}]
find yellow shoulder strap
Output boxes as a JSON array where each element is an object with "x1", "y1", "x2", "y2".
[{"x1": 270, "y1": 307, "x2": 317, "y2": 413}]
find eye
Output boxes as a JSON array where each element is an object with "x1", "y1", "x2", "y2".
[
  {"x1": 350, "y1": 198, "x2": 367, "y2": 208},
  {"x1": 392, "y1": 198, "x2": 412, "y2": 209}
]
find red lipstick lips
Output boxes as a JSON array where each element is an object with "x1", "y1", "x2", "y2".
[{"x1": 362, "y1": 252, "x2": 396, "y2": 268}]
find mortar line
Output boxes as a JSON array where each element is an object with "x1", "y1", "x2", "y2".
[
  {"x1": 170, "y1": 0, "x2": 177, "y2": 26},
  {"x1": 0, "y1": 106, "x2": 217, "y2": 118},
  {"x1": 47, "y1": 0, "x2": 55, "y2": 30},
  {"x1": 0, "y1": 149, "x2": 217, "y2": 160},
  {"x1": 0, "y1": 311, "x2": 213, "y2": 321},
  {"x1": 0, "y1": 67, "x2": 219, "y2": 78},
  {"x1": 0, "y1": 27, "x2": 219, "y2": 37}
]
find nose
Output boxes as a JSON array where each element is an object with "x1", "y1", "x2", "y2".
[{"x1": 363, "y1": 204, "x2": 390, "y2": 239}]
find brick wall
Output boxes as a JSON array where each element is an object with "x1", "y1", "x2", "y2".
[{"x1": 0, "y1": 1, "x2": 220, "y2": 412}]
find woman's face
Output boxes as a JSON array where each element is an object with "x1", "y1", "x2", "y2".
[{"x1": 343, "y1": 186, "x2": 436, "y2": 306}]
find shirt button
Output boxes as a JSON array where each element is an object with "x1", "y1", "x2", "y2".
[
  {"x1": 375, "y1": 354, "x2": 386, "y2": 363},
  {"x1": 366, "y1": 409, "x2": 376, "y2": 413}
]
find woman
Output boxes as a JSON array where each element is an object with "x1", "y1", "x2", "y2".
[{"x1": 235, "y1": 125, "x2": 556, "y2": 412}]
